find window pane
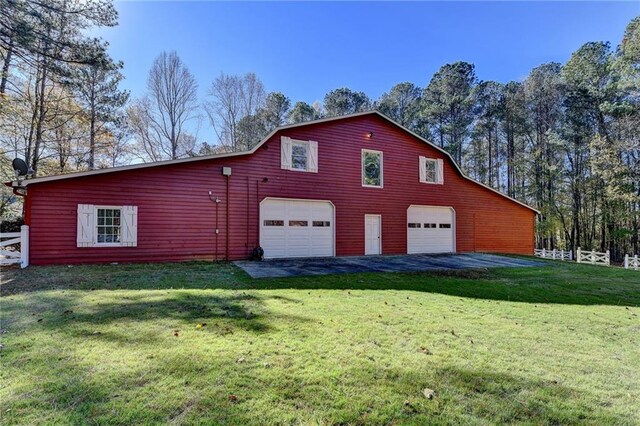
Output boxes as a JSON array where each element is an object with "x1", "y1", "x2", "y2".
[
  {"x1": 408, "y1": 223, "x2": 421, "y2": 228},
  {"x1": 264, "y1": 220, "x2": 284, "y2": 226},
  {"x1": 424, "y1": 160, "x2": 437, "y2": 183},
  {"x1": 363, "y1": 151, "x2": 381, "y2": 186},
  {"x1": 439, "y1": 223, "x2": 452, "y2": 229},
  {"x1": 95, "y1": 208, "x2": 122, "y2": 244},
  {"x1": 292, "y1": 143, "x2": 308, "y2": 170},
  {"x1": 289, "y1": 220, "x2": 308, "y2": 227},
  {"x1": 312, "y1": 221, "x2": 330, "y2": 227},
  {"x1": 424, "y1": 223, "x2": 437, "y2": 228}
]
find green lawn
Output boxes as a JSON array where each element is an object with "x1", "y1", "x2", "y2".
[{"x1": 1, "y1": 260, "x2": 639, "y2": 425}]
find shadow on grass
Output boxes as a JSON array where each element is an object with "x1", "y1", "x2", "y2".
[
  {"x1": 421, "y1": 366, "x2": 628, "y2": 425},
  {"x1": 2, "y1": 260, "x2": 639, "y2": 307},
  {"x1": 2, "y1": 290, "x2": 311, "y2": 346},
  {"x1": 1, "y1": 344, "x2": 629, "y2": 425}
]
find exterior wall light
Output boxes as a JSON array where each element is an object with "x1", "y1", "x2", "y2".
[{"x1": 366, "y1": 131, "x2": 374, "y2": 139}]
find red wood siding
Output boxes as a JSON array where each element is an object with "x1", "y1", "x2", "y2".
[{"x1": 25, "y1": 114, "x2": 535, "y2": 265}]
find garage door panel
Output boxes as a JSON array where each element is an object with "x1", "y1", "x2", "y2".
[
  {"x1": 261, "y1": 199, "x2": 334, "y2": 259},
  {"x1": 407, "y1": 206, "x2": 455, "y2": 254}
]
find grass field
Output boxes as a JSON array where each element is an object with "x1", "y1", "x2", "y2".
[{"x1": 1, "y1": 259, "x2": 639, "y2": 425}]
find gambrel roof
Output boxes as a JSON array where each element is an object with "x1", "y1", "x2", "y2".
[{"x1": 8, "y1": 111, "x2": 539, "y2": 214}]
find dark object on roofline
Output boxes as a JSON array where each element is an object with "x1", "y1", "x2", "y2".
[{"x1": 12, "y1": 158, "x2": 34, "y2": 178}]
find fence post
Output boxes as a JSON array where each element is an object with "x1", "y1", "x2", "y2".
[
  {"x1": 542, "y1": 248, "x2": 546, "y2": 258},
  {"x1": 605, "y1": 250, "x2": 610, "y2": 266},
  {"x1": 624, "y1": 254, "x2": 629, "y2": 269},
  {"x1": 552, "y1": 249, "x2": 556, "y2": 260},
  {"x1": 635, "y1": 255, "x2": 639, "y2": 270},
  {"x1": 569, "y1": 250, "x2": 573, "y2": 261},
  {"x1": 576, "y1": 247, "x2": 581, "y2": 263},
  {"x1": 560, "y1": 249, "x2": 564, "y2": 261},
  {"x1": 591, "y1": 250, "x2": 596, "y2": 264},
  {"x1": 20, "y1": 225, "x2": 29, "y2": 269}
]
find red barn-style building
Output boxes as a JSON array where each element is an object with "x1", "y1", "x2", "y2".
[{"x1": 10, "y1": 112, "x2": 538, "y2": 265}]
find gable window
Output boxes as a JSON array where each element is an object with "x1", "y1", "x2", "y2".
[
  {"x1": 77, "y1": 204, "x2": 138, "y2": 247},
  {"x1": 419, "y1": 156, "x2": 444, "y2": 184},
  {"x1": 362, "y1": 149, "x2": 383, "y2": 188},
  {"x1": 281, "y1": 136, "x2": 318, "y2": 173},
  {"x1": 291, "y1": 142, "x2": 308, "y2": 171}
]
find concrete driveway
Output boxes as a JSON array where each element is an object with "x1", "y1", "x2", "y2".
[{"x1": 234, "y1": 253, "x2": 542, "y2": 278}]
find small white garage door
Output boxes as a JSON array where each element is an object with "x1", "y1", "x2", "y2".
[
  {"x1": 407, "y1": 205, "x2": 455, "y2": 254},
  {"x1": 260, "y1": 198, "x2": 334, "y2": 258}
]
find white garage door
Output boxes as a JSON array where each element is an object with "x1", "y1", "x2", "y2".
[
  {"x1": 407, "y1": 206, "x2": 455, "y2": 254},
  {"x1": 260, "y1": 198, "x2": 334, "y2": 258}
]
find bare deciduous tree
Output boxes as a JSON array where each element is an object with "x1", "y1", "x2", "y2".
[
  {"x1": 130, "y1": 51, "x2": 199, "y2": 161},
  {"x1": 204, "y1": 72, "x2": 266, "y2": 151}
]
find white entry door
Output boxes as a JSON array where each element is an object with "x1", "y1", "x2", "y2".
[
  {"x1": 365, "y1": 215, "x2": 381, "y2": 255},
  {"x1": 407, "y1": 206, "x2": 455, "y2": 254},
  {"x1": 260, "y1": 198, "x2": 334, "y2": 258}
]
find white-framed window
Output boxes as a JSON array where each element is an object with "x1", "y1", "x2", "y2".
[
  {"x1": 77, "y1": 204, "x2": 138, "y2": 248},
  {"x1": 281, "y1": 136, "x2": 318, "y2": 173},
  {"x1": 419, "y1": 156, "x2": 444, "y2": 184},
  {"x1": 291, "y1": 142, "x2": 308, "y2": 171},
  {"x1": 362, "y1": 149, "x2": 383, "y2": 188},
  {"x1": 96, "y1": 207, "x2": 122, "y2": 244}
]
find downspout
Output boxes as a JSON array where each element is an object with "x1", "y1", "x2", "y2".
[
  {"x1": 246, "y1": 176, "x2": 250, "y2": 253},
  {"x1": 226, "y1": 173, "x2": 230, "y2": 261}
]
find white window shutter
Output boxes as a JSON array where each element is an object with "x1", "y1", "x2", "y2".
[
  {"x1": 281, "y1": 136, "x2": 292, "y2": 170},
  {"x1": 77, "y1": 204, "x2": 95, "y2": 247},
  {"x1": 437, "y1": 159, "x2": 444, "y2": 184},
  {"x1": 308, "y1": 140, "x2": 318, "y2": 173},
  {"x1": 419, "y1": 156, "x2": 427, "y2": 183},
  {"x1": 121, "y1": 206, "x2": 138, "y2": 247}
]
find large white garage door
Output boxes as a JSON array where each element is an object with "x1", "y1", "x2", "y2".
[
  {"x1": 407, "y1": 206, "x2": 455, "y2": 254},
  {"x1": 260, "y1": 198, "x2": 334, "y2": 258}
]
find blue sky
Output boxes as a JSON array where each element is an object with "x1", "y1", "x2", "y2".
[{"x1": 95, "y1": 1, "x2": 638, "y2": 139}]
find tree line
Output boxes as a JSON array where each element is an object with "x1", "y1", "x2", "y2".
[{"x1": 1, "y1": 1, "x2": 638, "y2": 260}]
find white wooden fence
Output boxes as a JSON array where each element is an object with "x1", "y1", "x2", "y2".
[
  {"x1": 0, "y1": 225, "x2": 29, "y2": 268},
  {"x1": 576, "y1": 247, "x2": 610, "y2": 266},
  {"x1": 534, "y1": 248, "x2": 573, "y2": 261},
  {"x1": 624, "y1": 254, "x2": 639, "y2": 271},
  {"x1": 535, "y1": 246, "x2": 639, "y2": 270}
]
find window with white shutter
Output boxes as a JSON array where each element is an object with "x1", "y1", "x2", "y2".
[
  {"x1": 281, "y1": 136, "x2": 318, "y2": 173},
  {"x1": 280, "y1": 136, "x2": 292, "y2": 170},
  {"x1": 419, "y1": 156, "x2": 444, "y2": 185},
  {"x1": 436, "y1": 159, "x2": 444, "y2": 184},
  {"x1": 77, "y1": 204, "x2": 95, "y2": 247},
  {"x1": 121, "y1": 206, "x2": 138, "y2": 247},
  {"x1": 76, "y1": 204, "x2": 137, "y2": 247}
]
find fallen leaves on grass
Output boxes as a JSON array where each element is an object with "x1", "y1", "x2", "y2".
[
  {"x1": 195, "y1": 323, "x2": 207, "y2": 329},
  {"x1": 173, "y1": 330, "x2": 180, "y2": 337},
  {"x1": 423, "y1": 388, "x2": 436, "y2": 400},
  {"x1": 228, "y1": 395, "x2": 238, "y2": 403},
  {"x1": 419, "y1": 346, "x2": 432, "y2": 355}
]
